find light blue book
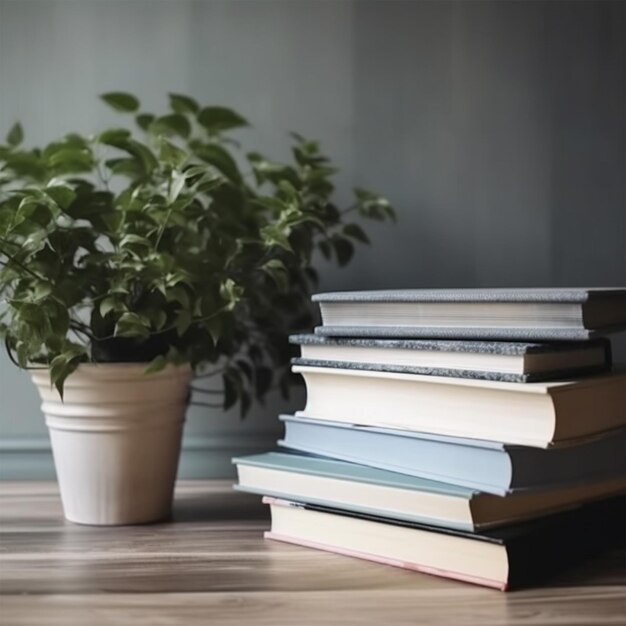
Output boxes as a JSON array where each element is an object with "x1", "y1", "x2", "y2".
[
  {"x1": 232, "y1": 450, "x2": 625, "y2": 532},
  {"x1": 275, "y1": 415, "x2": 626, "y2": 496}
]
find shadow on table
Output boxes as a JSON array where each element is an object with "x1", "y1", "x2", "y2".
[{"x1": 172, "y1": 483, "x2": 268, "y2": 523}]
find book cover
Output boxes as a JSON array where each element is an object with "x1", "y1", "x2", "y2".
[
  {"x1": 290, "y1": 335, "x2": 612, "y2": 383},
  {"x1": 278, "y1": 415, "x2": 626, "y2": 495},
  {"x1": 233, "y1": 451, "x2": 625, "y2": 531},
  {"x1": 264, "y1": 495, "x2": 626, "y2": 590},
  {"x1": 292, "y1": 366, "x2": 626, "y2": 447},
  {"x1": 311, "y1": 288, "x2": 625, "y2": 341},
  {"x1": 312, "y1": 287, "x2": 626, "y2": 304}
]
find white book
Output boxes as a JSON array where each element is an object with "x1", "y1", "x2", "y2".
[{"x1": 293, "y1": 365, "x2": 626, "y2": 447}]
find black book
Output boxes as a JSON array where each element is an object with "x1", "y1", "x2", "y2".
[{"x1": 264, "y1": 495, "x2": 626, "y2": 590}]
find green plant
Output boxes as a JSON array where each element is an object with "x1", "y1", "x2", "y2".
[{"x1": 0, "y1": 92, "x2": 394, "y2": 412}]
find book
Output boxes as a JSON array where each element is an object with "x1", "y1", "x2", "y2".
[
  {"x1": 264, "y1": 495, "x2": 626, "y2": 590},
  {"x1": 290, "y1": 335, "x2": 612, "y2": 383},
  {"x1": 293, "y1": 365, "x2": 625, "y2": 447},
  {"x1": 312, "y1": 287, "x2": 626, "y2": 341},
  {"x1": 233, "y1": 451, "x2": 626, "y2": 531},
  {"x1": 278, "y1": 415, "x2": 626, "y2": 495}
]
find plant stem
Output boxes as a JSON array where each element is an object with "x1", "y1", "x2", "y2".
[
  {"x1": 70, "y1": 321, "x2": 96, "y2": 341},
  {"x1": 0, "y1": 236, "x2": 21, "y2": 249},
  {"x1": 3, "y1": 337, "x2": 47, "y2": 370},
  {"x1": 0, "y1": 245, "x2": 45, "y2": 281}
]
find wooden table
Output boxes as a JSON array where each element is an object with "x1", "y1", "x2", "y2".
[{"x1": 0, "y1": 481, "x2": 624, "y2": 625}]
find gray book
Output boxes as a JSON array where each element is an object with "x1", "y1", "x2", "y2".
[
  {"x1": 278, "y1": 415, "x2": 626, "y2": 495},
  {"x1": 312, "y1": 287, "x2": 626, "y2": 341},
  {"x1": 290, "y1": 334, "x2": 612, "y2": 383}
]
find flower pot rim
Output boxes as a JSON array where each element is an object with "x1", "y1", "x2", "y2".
[{"x1": 30, "y1": 362, "x2": 193, "y2": 386}]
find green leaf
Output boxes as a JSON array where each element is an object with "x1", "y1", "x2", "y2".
[
  {"x1": 32, "y1": 282, "x2": 52, "y2": 301},
  {"x1": 100, "y1": 296, "x2": 126, "y2": 317},
  {"x1": 105, "y1": 158, "x2": 143, "y2": 178},
  {"x1": 151, "y1": 114, "x2": 191, "y2": 139},
  {"x1": 16, "y1": 342, "x2": 29, "y2": 368},
  {"x1": 343, "y1": 223, "x2": 370, "y2": 244},
  {"x1": 160, "y1": 140, "x2": 187, "y2": 168},
  {"x1": 136, "y1": 113, "x2": 155, "y2": 131},
  {"x1": 22, "y1": 229, "x2": 48, "y2": 252},
  {"x1": 252, "y1": 196, "x2": 287, "y2": 214},
  {"x1": 165, "y1": 285, "x2": 190, "y2": 309},
  {"x1": 331, "y1": 236, "x2": 354, "y2": 267},
  {"x1": 318, "y1": 240, "x2": 331, "y2": 260},
  {"x1": 48, "y1": 148, "x2": 93, "y2": 173},
  {"x1": 198, "y1": 106, "x2": 248, "y2": 134},
  {"x1": 205, "y1": 316, "x2": 222, "y2": 345},
  {"x1": 114, "y1": 312, "x2": 151, "y2": 338},
  {"x1": 220, "y1": 278, "x2": 243, "y2": 310},
  {"x1": 261, "y1": 223, "x2": 292, "y2": 252},
  {"x1": 97, "y1": 128, "x2": 131, "y2": 144},
  {"x1": 47, "y1": 301, "x2": 70, "y2": 339},
  {"x1": 169, "y1": 93, "x2": 199, "y2": 115},
  {"x1": 222, "y1": 373, "x2": 239, "y2": 410},
  {"x1": 196, "y1": 176, "x2": 223, "y2": 194},
  {"x1": 239, "y1": 390, "x2": 251, "y2": 418},
  {"x1": 237, "y1": 359, "x2": 253, "y2": 382},
  {"x1": 1, "y1": 151, "x2": 46, "y2": 180},
  {"x1": 353, "y1": 187, "x2": 378, "y2": 202},
  {"x1": 119, "y1": 233, "x2": 151, "y2": 250},
  {"x1": 247, "y1": 152, "x2": 301, "y2": 187},
  {"x1": 49, "y1": 346, "x2": 86, "y2": 399},
  {"x1": 45, "y1": 186, "x2": 76, "y2": 210},
  {"x1": 195, "y1": 144, "x2": 241, "y2": 182},
  {"x1": 169, "y1": 170, "x2": 187, "y2": 203},
  {"x1": 262, "y1": 259, "x2": 289, "y2": 291},
  {"x1": 100, "y1": 92, "x2": 140, "y2": 113},
  {"x1": 354, "y1": 187, "x2": 396, "y2": 222},
  {"x1": 174, "y1": 309, "x2": 192, "y2": 336},
  {"x1": 145, "y1": 355, "x2": 168, "y2": 374},
  {"x1": 100, "y1": 136, "x2": 158, "y2": 176},
  {"x1": 152, "y1": 309, "x2": 168, "y2": 331},
  {"x1": 6, "y1": 122, "x2": 23, "y2": 147}
]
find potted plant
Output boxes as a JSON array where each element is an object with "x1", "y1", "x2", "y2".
[{"x1": 0, "y1": 92, "x2": 394, "y2": 525}]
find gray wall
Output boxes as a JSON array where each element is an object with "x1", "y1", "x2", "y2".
[{"x1": 1, "y1": 0, "x2": 624, "y2": 479}]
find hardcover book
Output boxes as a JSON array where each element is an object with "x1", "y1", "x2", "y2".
[
  {"x1": 278, "y1": 415, "x2": 626, "y2": 495},
  {"x1": 233, "y1": 451, "x2": 625, "y2": 531},
  {"x1": 290, "y1": 335, "x2": 612, "y2": 383},
  {"x1": 312, "y1": 287, "x2": 626, "y2": 341},
  {"x1": 264, "y1": 495, "x2": 626, "y2": 590},
  {"x1": 293, "y1": 365, "x2": 625, "y2": 447}
]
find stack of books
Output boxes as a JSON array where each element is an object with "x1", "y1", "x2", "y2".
[{"x1": 234, "y1": 288, "x2": 626, "y2": 590}]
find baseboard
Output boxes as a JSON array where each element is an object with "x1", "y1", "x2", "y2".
[{"x1": 0, "y1": 434, "x2": 278, "y2": 480}]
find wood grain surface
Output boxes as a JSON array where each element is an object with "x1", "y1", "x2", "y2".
[{"x1": 0, "y1": 481, "x2": 624, "y2": 625}]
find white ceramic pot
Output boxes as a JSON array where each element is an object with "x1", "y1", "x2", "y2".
[{"x1": 30, "y1": 363, "x2": 192, "y2": 526}]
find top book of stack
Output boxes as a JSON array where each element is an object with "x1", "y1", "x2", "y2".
[{"x1": 313, "y1": 288, "x2": 626, "y2": 341}]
